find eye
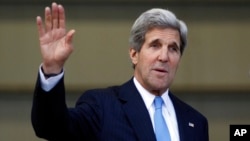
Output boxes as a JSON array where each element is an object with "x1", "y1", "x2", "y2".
[
  {"x1": 149, "y1": 39, "x2": 162, "y2": 48},
  {"x1": 151, "y1": 43, "x2": 160, "y2": 48},
  {"x1": 169, "y1": 44, "x2": 180, "y2": 53},
  {"x1": 150, "y1": 42, "x2": 161, "y2": 48}
]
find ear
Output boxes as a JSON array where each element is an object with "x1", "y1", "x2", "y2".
[{"x1": 129, "y1": 48, "x2": 138, "y2": 65}]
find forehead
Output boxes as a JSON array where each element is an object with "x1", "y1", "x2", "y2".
[{"x1": 145, "y1": 27, "x2": 181, "y2": 45}]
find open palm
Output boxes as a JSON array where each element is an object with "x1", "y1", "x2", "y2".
[{"x1": 37, "y1": 3, "x2": 75, "y2": 74}]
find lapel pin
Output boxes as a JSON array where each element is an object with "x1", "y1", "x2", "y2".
[{"x1": 188, "y1": 122, "x2": 194, "y2": 128}]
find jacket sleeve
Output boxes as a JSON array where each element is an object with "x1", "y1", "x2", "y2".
[
  {"x1": 31, "y1": 73, "x2": 102, "y2": 141},
  {"x1": 31, "y1": 73, "x2": 72, "y2": 140}
]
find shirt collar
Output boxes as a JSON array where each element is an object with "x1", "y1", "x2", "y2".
[{"x1": 133, "y1": 77, "x2": 170, "y2": 110}]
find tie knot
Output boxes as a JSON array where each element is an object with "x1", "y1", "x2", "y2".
[{"x1": 154, "y1": 96, "x2": 163, "y2": 109}]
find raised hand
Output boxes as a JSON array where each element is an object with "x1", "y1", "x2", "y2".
[{"x1": 37, "y1": 2, "x2": 75, "y2": 74}]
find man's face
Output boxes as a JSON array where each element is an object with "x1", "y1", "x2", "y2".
[{"x1": 130, "y1": 27, "x2": 181, "y2": 95}]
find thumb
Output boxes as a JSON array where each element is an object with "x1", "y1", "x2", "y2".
[{"x1": 65, "y1": 29, "x2": 75, "y2": 45}]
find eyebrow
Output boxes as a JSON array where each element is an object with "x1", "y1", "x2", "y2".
[
  {"x1": 149, "y1": 39, "x2": 160, "y2": 44},
  {"x1": 149, "y1": 38, "x2": 180, "y2": 48}
]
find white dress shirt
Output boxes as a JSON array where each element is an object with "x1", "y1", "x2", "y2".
[
  {"x1": 39, "y1": 65, "x2": 64, "y2": 92},
  {"x1": 39, "y1": 66, "x2": 179, "y2": 141},
  {"x1": 133, "y1": 77, "x2": 180, "y2": 141}
]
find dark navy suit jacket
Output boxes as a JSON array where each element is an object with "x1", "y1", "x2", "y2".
[{"x1": 32, "y1": 76, "x2": 209, "y2": 141}]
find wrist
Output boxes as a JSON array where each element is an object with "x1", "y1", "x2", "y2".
[
  {"x1": 42, "y1": 63, "x2": 63, "y2": 74},
  {"x1": 41, "y1": 66, "x2": 63, "y2": 78}
]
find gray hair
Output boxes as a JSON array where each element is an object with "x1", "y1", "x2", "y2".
[{"x1": 129, "y1": 8, "x2": 188, "y2": 55}]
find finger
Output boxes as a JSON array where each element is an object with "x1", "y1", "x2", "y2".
[
  {"x1": 58, "y1": 4, "x2": 65, "y2": 29},
  {"x1": 65, "y1": 29, "x2": 75, "y2": 46},
  {"x1": 52, "y1": 2, "x2": 59, "y2": 29},
  {"x1": 45, "y1": 7, "x2": 52, "y2": 32},
  {"x1": 36, "y1": 16, "x2": 45, "y2": 37}
]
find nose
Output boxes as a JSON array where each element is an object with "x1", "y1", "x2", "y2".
[{"x1": 158, "y1": 47, "x2": 169, "y2": 62}]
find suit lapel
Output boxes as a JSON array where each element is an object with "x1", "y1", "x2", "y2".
[
  {"x1": 118, "y1": 78, "x2": 156, "y2": 141},
  {"x1": 117, "y1": 80, "x2": 197, "y2": 141},
  {"x1": 169, "y1": 93, "x2": 195, "y2": 141}
]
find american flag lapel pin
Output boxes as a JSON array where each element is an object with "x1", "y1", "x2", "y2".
[{"x1": 188, "y1": 122, "x2": 194, "y2": 128}]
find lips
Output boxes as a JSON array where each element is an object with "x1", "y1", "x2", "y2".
[
  {"x1": 153, "y1": 68, "x2": 168, "y2": 73},
  {"x1": 154, "y1": 68, "x2": 167, "y2": 72}
]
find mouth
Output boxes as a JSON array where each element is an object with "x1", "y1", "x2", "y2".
[{"x1": 153, "y1": 68, "x2": 168, "y2": 74}]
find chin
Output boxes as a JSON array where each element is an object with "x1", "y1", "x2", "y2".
[{"x1": 150, "y1": 83, "x2": 169, "y2": 92}]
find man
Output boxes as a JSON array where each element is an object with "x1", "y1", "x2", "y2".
[{"x1": 32, "y1": 2, "x2": 209, "y2": 141}]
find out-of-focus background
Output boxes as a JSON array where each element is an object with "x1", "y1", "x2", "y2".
[{"x1": 0, "y1": 0, "x2": 249, "y2": 140}]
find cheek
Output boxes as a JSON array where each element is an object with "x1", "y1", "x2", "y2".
[
  {"x1": 170, "y1": 56, "x2": 181, "y2": 70},
  {"x1": 140, "y1": 56, "x2": 155, "y2": 69}
]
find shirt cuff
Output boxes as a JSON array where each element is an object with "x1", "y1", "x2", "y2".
[{"x1": 39, "y1": 64, "x2": 64, "y2": 92}]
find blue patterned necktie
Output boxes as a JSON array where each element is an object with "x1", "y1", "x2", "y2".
[{"x1": 154, "y1": 96, "x2": 171, "y2": 141}]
